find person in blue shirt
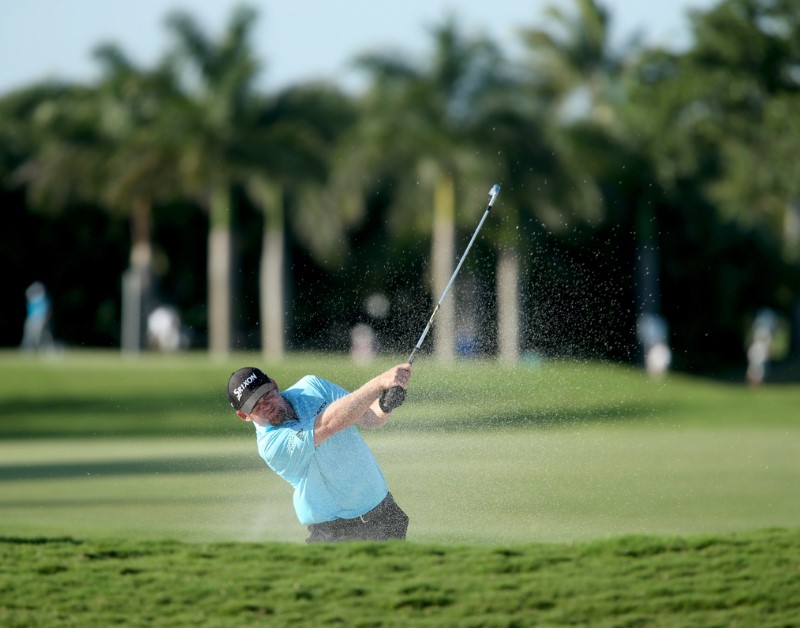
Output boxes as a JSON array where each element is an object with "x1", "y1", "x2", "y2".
[
  {"x1": 21, "y1": 281, "x2": 54, "y2": 353},
  {"x1": 227, "y1": 362, "x2": 412, "y2": 542}
]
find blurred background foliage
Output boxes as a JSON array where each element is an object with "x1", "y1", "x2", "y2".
[{"x1": 2, "y1": 0, "x2": 799, "y2": 377}]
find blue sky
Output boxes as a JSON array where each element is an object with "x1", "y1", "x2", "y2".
[{"x1": 1, "y1": 0, "x2": 719, "y2": 93}]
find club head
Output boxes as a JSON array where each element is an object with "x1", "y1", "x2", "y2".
[{"x1": 488, "y1": 184, "x2": 501, "y2": 205}]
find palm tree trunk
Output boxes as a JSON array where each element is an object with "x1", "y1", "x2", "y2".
[
  {"x1": 634, "y1": 200, "x2": 664, "y2": 366},
  {"x1": 432, "y1": 172, "x2": 456, "y2": 362},
  {"x1": 791, "y1": 297, "x2": 800, "y2": 358},
  {"x1": 208, "y1": 185, "x2": 232, "y2": 357},
  {"x1": 130, "y1": 198, "x2": 153, "y2": 272},
  {"x1": 122, "y1": 198, "x2": 153, "y2": 353},
  {"x1": 255, "y1": 181, "x2": 285, "y2": 359},
  {"x1": 497, "y1": 247, "x2": 520, "y2": 364},
  {"x1": 785, "y1": 202, "x2": 800, "y2": 358}
]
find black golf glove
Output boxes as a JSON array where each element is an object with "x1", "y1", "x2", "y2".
[{"x1": 379, "y1": 386, "x2": 406, "y2": 413}]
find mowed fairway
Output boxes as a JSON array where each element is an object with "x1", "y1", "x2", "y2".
[
  {"x1": 2, "y1": 351, "x2": 800, "y2": 625},
  {"x1": 1, "y1": 350, "x2": 798, "y2": 544}
]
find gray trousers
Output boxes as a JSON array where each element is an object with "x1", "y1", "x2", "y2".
[{"x1": 306, "y1": 493, "x2": 409, "y2": 543}]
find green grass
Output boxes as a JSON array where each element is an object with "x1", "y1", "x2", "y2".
[
  {"x1": 2, "y1": 350, "x2": 800, "y2": 624},
  {"x1": 1, "y1": 349, "x2": 799, "y2": 544},
  {"x1": 1, "y1": 529, "x2": 798, "y2": 626},
  {"x1": 3, "y1": 349, "x2": 797, "y2": 438}
]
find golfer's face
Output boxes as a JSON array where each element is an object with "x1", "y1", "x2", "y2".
[{"x1": 251, "y1": 388, "x2": 287, "y2": 424}]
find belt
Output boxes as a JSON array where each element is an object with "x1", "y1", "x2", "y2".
[{"x1": 314, "y1": 493, "x2": 392, "y2": 528}]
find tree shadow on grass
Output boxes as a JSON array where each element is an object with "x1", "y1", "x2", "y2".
[
  {"x1": 0, "y1": 455, "x2": 261, "y2": 482},
  {"x1": 0, "y1": 392, "x2": 216, "y2": 415},
  {"x1": 0, "y1": 396, "x2": 671, "y2": 439},
  {"x1": 0, "y1": 536, "x2": 83, "y2": 545},
  {"x1": 0, "y1": 393, "x2": 233, "y2": 439},
  {"x1": 391, "y1": 401, "x2": 669, "y2": 432}
]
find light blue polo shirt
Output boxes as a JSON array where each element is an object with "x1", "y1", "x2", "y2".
[{"x1": 254, "y1": 375, "x2": 389, "y2": 525}]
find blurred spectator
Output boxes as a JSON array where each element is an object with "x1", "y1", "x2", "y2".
[
  {"x1": 350, "y1": 323, "x2": 376, "y2": 364},
  {"x1": 645, "y1": 342, "x2": 672, "y2": 379},
  {"x1": 456, "y1": 325, "x2": 478, "y2": 357},
  {"x1": 637, "y1": 313, "x2": 672, "y2": 379},
  {"x1": 147, "y1": 305, "x2": 185, "y2": 352},
  {"x1": 21, "y1": 282, "x2": 55, "y2": 353},
  {"x1": 746, "y1": 308, "x2": 778, "y2": 385}
]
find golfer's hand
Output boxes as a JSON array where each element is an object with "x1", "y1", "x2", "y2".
[
  {"x1": 386, "y1": 363, "x2": 412, "y2": 389},
  {"x1": 379, "y1": 364, "x2": 411, "y2": 413}
]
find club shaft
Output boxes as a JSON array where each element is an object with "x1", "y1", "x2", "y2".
[{"x1": 406, "y1": 185, "x2": 500, "y2": 364}]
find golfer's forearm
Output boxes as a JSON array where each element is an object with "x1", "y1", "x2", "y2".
[
  {"x1": 314, "y1": 378, "x2": 385, "y2": 443},
  {"x1": 357, "y1": 401, "x2": 391, "y2": 428}
]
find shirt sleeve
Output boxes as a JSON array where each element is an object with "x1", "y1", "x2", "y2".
[
  {"x1": 304, "y1": 376, "x2": 349, "y2": 405},
  {"x1": 259, "y1": 425, "x2": 315, "y2": 481}
]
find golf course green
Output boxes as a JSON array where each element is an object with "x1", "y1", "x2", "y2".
[{"x1": 1, "y1": 351, "x2": 798, "y2": 625}]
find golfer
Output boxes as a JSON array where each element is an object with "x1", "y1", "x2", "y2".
[{"x1": 227, "y1": 363, "x2": 412, "y2": 543}]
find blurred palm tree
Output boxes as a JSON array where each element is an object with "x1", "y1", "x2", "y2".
[
  {"x1": 522, "y1": 0, "x2": 660, "y2": 360},
  {"x1": 92, "y1": 45, "x2": 185, "y2": 351},
  {"x1": 0, "y1": 86, "x2": 56, "y2": 183},
  {"x1": 479, "y1": 99, "x2": 603, "y2": 362},
  {"x1": 166, "y1": 5, "x2": 358, "y2": 357},
  {"x1": 13, "y1": 48, "x2": 182, "y2": 351},
  {"x1": 685, "y1": 0, "x2": 800, "y2": 235},
  {"x1": 164, "y1": 5, "x2": 261, "y2": 356},
  {"x1": 354, "y1": 17, "x2": 505, "y2": 361},
  {"x1": 624, "y1": 0, "x2": 800, "y2": 359},
  {"x1": 520, "y1": 0, "x2": 628, "y2": 127},
  {"x1": 245, "y1": 84, "x2": 360, "y2": 358},
  {"x1": 681, "y1": 0, "x2": 800, "y2": 355}
]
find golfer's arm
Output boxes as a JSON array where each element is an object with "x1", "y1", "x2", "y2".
[
  {"x1": 313, "y1": 379, "x2": 386, "y2": 445},
  {"x1": 356, "y1": 401, "x2": 392, "y2": 429}
]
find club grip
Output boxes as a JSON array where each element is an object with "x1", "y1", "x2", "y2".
[{"x1": 379, "y1": 385, "x2": 406, "y2": 413}]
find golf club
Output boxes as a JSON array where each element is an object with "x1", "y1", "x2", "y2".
[{"x1": 379, "y1": 183, "x2": 501, "y2": 412}]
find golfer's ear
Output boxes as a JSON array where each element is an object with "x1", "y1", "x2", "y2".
[{"x1": 235, "y1": 410, "x2": 249, "y2": 421}]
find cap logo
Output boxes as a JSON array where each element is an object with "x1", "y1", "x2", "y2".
[{"x1": 234, "y1": 373, "x2": 258, "y2": 401}]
